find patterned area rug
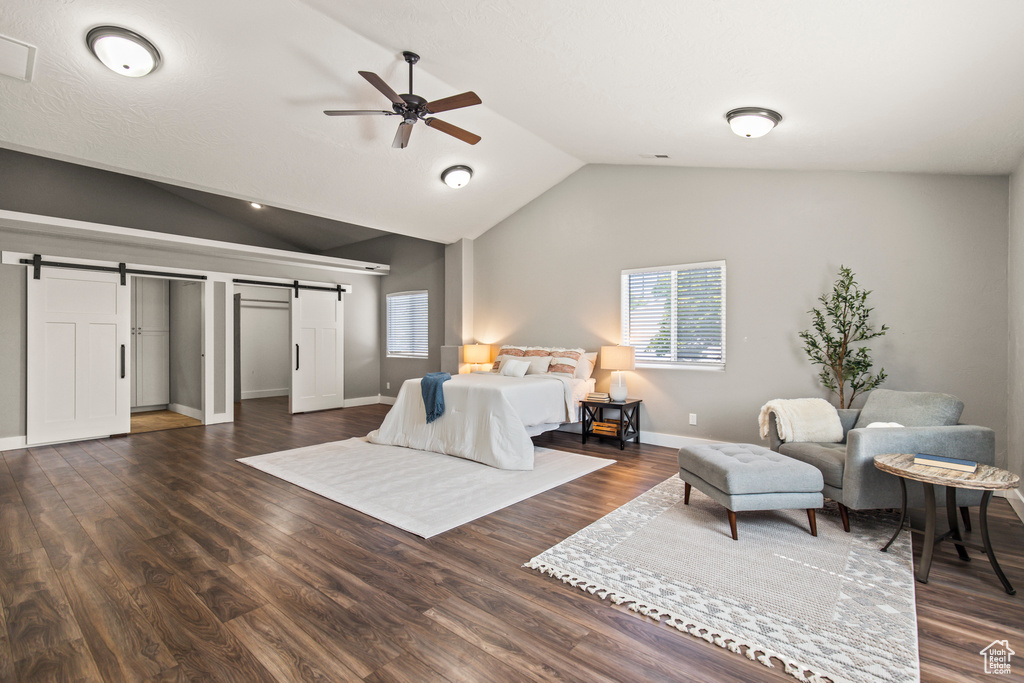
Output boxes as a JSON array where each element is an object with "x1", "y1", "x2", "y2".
[{"x1": 527, "y1": 476, "x2": 919, "y2": 683}]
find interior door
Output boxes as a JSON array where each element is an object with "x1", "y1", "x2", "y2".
[
  {"x1": 290, "y1": 289, "x2": 344, "y2": 413},
  {"x1": 27, "y1": 268, "x2": 131, "y2": 445}
]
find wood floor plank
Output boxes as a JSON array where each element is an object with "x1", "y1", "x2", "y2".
[
  {"x1": 54, "y1": 552, "x2": 177, "y2": 681},
  {"x1": 129, "y1": 569, "x2": 277, "y2": 682},
  {"x1": 228, "y1": 553, "x2": 401, "y2": 678},
  {"x1": 1, "y1": 397, "x2": 1020, "y2": 683},
  {"x1": 0, "y1": 549, "x2": 85, "y2": 663},
  {"x1": 13, "y1": 637, "x2": 104, "y2": 682},
  {"x1": 225, "y1": 604, "x2": 363, "y2": 682}
]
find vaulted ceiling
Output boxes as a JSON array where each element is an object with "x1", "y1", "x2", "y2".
[{"x1": 2, "y1": 1, "x2": 1024, "y2": 246}]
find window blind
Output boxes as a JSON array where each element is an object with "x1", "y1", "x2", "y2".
[
  {"x1": 621, "y1": 261, "x2": 726, "y2": 368},
  {"x1": 386, "y1": 290, "x2": 428, "y2": 358}
]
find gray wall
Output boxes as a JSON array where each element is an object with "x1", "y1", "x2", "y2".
[
  {"x1": 169, "y1": 280, "x2": 203, "y2": 411},
  {"x1": 326, "y1": 234, "x2": 445, "y2": 398},
  {"x1": 0, "y1": 266, "x2": 26, "y2": 440},
  {"x1": 474, "y1": 165, "x2": 1009, "y2": 463},
  {"x1": 1008, "y1": 156, "x2": 1024, "y2": 483},
  {"x1": 0, "y1": 148, "x2": 299, "y2": 251}
]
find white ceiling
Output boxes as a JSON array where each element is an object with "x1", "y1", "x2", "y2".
[{"x1": 2, "y1": 1, "x2": 1024, "y2": 246}]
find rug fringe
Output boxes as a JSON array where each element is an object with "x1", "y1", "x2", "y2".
[{"x1": 524, "y1": 559, "x2": 845, "y2": 683}]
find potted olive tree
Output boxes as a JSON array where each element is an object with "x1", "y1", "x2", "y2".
[{"x1": 799, "y1": 266, "x2": 889, "y2": 408}]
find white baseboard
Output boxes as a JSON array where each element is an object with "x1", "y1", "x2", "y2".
[
  {"x1": 0, "y1": 435, "x2": 27, "y2": 452},
  {"x1": 241, "y1": 388, "x2": 289, "y2": 400},
  {"x1": 554, "y1": 423, "x2": 727, "y2": 449},
  {"x1": 640, "y1": 430, "x2": 730, "y2": 449},
  {"x1": 380, "y1": 395, "x2": 397, "y2": 406},
  {"x1": 1000, "y1": 488, "x2": 1024, "y2": 524},
  {"x1": 169, "y1": 403, "x2": 204, "y2": 421},
  {"x1": 131, "y1": 404, "x2": 168, "y2": 413},
  {"x1": 344, "y1": 395, "x2": 384, "y2": 408}
]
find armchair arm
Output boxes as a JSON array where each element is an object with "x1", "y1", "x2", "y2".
[{"x1": 842, "y1": 425, "x2": 996, "y2": 509}]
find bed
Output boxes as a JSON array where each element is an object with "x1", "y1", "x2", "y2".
[{"x1": 368, "y1": 346, "x2": 597, "y2": 470}]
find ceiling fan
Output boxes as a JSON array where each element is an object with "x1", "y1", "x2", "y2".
[{"x1": 324, "y1": 51, "x2": 482, "y2": 149}]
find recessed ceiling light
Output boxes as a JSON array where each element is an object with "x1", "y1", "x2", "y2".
[
  {"x1": 250, "y1": 202, "x2": 263, "y2": 209},
  {"x1": 725, "y1": 107, "x2": 782, "y2": 138},
  {"x1": 86, "y1": 26, "x2": 161, "y2": 77},
  {"x1": 441, "y1": 165, "x2": 473, "y2": 188}
]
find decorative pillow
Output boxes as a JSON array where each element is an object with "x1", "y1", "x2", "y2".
[
  {"x1": 523, "y1": 347, "x2": 552, "y2": 357},
  {"x1": 524, "y1": 355, "x2": 553, "y2": 375},
  {"x1": 548, "y1": 347, "x2": 585, "y2": 375},
  {"x1": 491, "y1": 345, "x2": 525, "y2": 372},
  {"x1": 574, "y1": 351, "x2": 599, "y2": 380},
  {"x1": 499, "y1": 357, "x2": 530, "y2": 378}
]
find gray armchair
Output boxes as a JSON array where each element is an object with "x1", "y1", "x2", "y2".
[{"x1": 767, "y1": 389, "x2": 995, "y2": 532}]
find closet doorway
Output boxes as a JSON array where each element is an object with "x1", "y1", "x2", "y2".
[
  {"x1": 234, "y1": 284, "x2": 291, "y2": 413},
  {"x1": 233, "y1": 282, "x2": 345, "y2": 416},
  {"x1": 129, "y1": 276, "x2": 204, "y2": 434}
]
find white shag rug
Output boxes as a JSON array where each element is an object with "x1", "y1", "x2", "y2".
[
  {"x1": 527, "y1": 476, "x2": 919, "y2": 683},
  {"x1": 238, "y1": 438, "x2": 613, "y2": 538}
]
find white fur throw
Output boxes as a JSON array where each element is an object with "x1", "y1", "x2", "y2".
[{"x1": 758, "y1": 398, "x2": 843, "y2": 443}]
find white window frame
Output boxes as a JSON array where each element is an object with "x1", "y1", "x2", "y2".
[
  {"x1": 386, "y1": 290, "x2": 429, "y2": 359},
  {"x1": 621, "y1": 260, "x2": 726, "y2": 370}
]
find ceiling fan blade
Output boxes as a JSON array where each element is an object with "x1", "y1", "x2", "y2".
[
  {"x1": 393, "y1": 122, "x2": 414, "y2": 149},
  {"x1": 424, "y1": 91, "x2": 482, "y2": 114},
  {"x1": 424, "y1": 117, "x2": 481, "y2": 145},
  {"x1": 359, "y1": 71, "x2": 404, "y2": 105},
  {"x1": 323, "y1": 109, "x2": 397, "y2": 116}
]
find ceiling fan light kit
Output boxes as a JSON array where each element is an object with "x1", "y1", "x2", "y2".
[
  {"x1": 86, "y1": 26, "x2": 161, "y2": 77},
  {"x1": 324, "y1": 50, "x2": 482, "y2": 149},
  {"x1": 441, "y1": 165, "x2": 473, "y2": 188},
  {"x1": 726, "y1": 107, "x2": 782, "y2": 138}
]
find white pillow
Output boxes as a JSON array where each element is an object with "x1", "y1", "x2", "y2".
[
  {"x1": 524, "y1": 355, "x2": 553, "y2": 375},
  {"x1": 499, "y1": 358, "x2": 530, "y2": 378},
  {"x1": 574, "y1": 352, "x2": 598, "y2": 380},
  {"x1": 866, "y1": 421, "x2": 904, "y2": 428}
]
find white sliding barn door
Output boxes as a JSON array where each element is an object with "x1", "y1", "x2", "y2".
[
  {"x1": 290, "y1": 289, "x2": 344, "y2": 413},
  {"x1": 27, "y1": 268, "x2": 131, "y2": 445}
]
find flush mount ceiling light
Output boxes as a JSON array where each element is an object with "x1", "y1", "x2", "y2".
[
  {"x1": 725, "y1": 107, "x2": 782, "y2": 138},
  {"x1": 250, "y1": 202, "x2": 263, "y2": 209},
  {"x1": 441, "y1": 165, "x2": 473, "y2": 188},
  {"x1": 86, "y1": 26, "x2": 161, "y2": 77}
]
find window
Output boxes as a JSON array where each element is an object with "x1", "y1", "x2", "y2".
[
  {"x1": 621, "y1": 260, "x2": 726, "y2": 369},
  {"x1": 386, "y1": 290, "x2": 428, "y2": 358}
]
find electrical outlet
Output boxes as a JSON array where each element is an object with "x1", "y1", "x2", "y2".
[
  {"x1": 386, "y1": 382, "x2": 390, "y2": 390},
  {"x1": 689, "y1": 413, "x2": 697, "y2": 426}
]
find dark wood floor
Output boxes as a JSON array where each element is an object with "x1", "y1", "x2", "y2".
[{"x1": 1, "y1": 397, "x2": 1022, "y2": 682}]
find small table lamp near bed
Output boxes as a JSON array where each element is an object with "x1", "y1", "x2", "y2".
[
  {"x1": 463, "y1": 343, "x2": 491, "y2": 372},
  {"x1": 601, "y1": 345, "x2": 635, "y2": 402}
]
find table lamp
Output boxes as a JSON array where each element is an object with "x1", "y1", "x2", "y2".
[
  {"x1": 601, "y1": 345, "x2": 635, "y2": 402},
  {"x1": 463, "y1": 343, "x2": 491, "y2": 372}
]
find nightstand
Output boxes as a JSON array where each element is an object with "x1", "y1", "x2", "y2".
[{"x1": 580, "y1": 398, "x2": 642, "y2": 450}]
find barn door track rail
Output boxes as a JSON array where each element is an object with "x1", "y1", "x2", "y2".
[
  {"x1": 232, "y1": 278, "x2": 348, "y2": 300},
  {"x1": 21, "y1": 254, "x2": 207, "y2": 284}
]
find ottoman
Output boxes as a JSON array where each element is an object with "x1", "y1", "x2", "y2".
[{"x1": 678, "y1": 442, "x2": 824, "y2": 540}]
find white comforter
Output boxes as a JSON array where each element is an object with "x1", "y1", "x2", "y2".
[{"x1": 368, "y1": 372, "x2": 589, "y2": 470}]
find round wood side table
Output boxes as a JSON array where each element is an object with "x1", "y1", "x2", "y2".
[{"x1": 874, "y1": 453, "x2": 1020, "y2": 595}]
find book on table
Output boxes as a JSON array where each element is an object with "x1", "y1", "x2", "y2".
[{"x1": 913, "y1": 453, "x2": 978, "y2": 473}]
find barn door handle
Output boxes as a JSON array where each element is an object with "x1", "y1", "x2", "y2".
[
  {"x1": 120, "y1": 344, "x2": 126, "y2": 378},
  {"x1": 295, "y1": 344, "x2": 299, "y2": 371}
]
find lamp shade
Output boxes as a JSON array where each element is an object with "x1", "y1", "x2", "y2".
[
  {"x1": 600, "y1": 345, "x2": 635, "y2": 371},
  {"x1": 463, "y1": 344, "x2": 490, "y2": 364}
]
